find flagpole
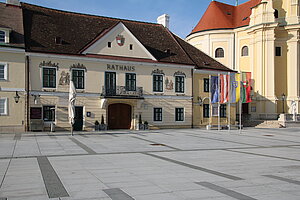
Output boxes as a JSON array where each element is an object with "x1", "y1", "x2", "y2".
[
  {"x1": 218, "y1": 73, "x2": 220, "y2": 131},
  {"x1": 209, "y1": 75, "x2": 212, "y2": 128},
  {"x1": 239, "y1": 99, "x2": 242, "y2": 133},
  {"x1": 239, "y1": 73, "x2": 242, "y2": 133},
  {"x1": 228, "y1": 72, "x2": 231, "y2": 132}
]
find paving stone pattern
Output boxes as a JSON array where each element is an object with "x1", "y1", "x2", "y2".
[
  {"x1": 0, "y1": 128, "x2": 299, "y2": 199},
  {"x1": 103, "y1": 188, "x2": 135, "y2": 200},
  {"x1": 37, "y1": 156, "x2": 69, "y2": 198}
]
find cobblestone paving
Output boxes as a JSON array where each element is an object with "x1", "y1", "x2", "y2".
[{"x1": 0, "y1": 128, "x2": 300, "y2": 200}]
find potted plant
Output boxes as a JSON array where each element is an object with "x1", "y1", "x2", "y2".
[
  {"x1": 94, "y1": 120, "x2": 100, "y2": 131},
  {"x1": 143, "y1": 121, "x2": 149, "y2": 130},
  {"x1": 100, "y1": 114, "x2": 107, "y2": 130}
]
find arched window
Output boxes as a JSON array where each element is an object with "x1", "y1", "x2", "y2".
[
  {"x1": 274, "y1": 9, "x2": 279, "y2": 19},
  {"x1": 215, "y1": 48, "x2": 224, "y2": 58},
  {"x1": 0, "y1": 31, "x2": 5, "y2": 43},
  {"x1": 241, "y1": 46, "x2": 249, "y2": 57}
]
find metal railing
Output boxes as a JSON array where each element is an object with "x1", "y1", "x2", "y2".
[{"x1": 101, "y1": 86, "x2": 143, "y2": 97}]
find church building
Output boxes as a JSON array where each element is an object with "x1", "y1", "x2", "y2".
[{"x1": 187, "y1": 0, "x2": 300, "y2": 120}]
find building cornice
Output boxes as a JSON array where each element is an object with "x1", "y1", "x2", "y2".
[
  {"x1": 194, "y1": 69, "x2": 235, "y2": 75},
  {"x1": 0, "y1": 88, "x2": 25, "y2": 92},
  {"x1": 30, "y1": 90, "x2": 192, "y2": 100},
  {"x1": 26, "y1": 52, "x2": 195, "y2": 69},
  {"x1": 0, "y1": 47, "x2": 25, "y2": 53}
]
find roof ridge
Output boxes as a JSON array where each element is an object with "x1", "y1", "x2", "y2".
[
  {"x1": 189, "y1": 0, "x2": 261, "y2": 35},
  {"x1": 21, "y1": 2, "x2": 161, "y2": 27},
  {"x1": 77, "y1": 21, "x2": 120, "y2": 54},
  {"x1": 212, "y1": 1, "x2": 234, "y2": 7}
]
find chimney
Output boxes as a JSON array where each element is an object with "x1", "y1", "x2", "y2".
[
  {"x1": 157, "y1": 14, "x2": 170, "y2": 29},
  {"x1": 6, "y1": 0, "x2": 20, "y2": 6}
]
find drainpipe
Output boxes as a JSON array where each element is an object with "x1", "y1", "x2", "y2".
[
  {"x1": 233, "y1": 32, "x2": 236, "y2": 70},
  {"x1": 25, "y1": 55, "x2": 30, "y2": 131},
  {"x1": 191, "y1": 68, "x2": 194, "y2": 128}
]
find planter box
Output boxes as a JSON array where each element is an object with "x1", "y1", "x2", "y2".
[
  {"x1": 136, "y1": 123, "x2": 144, "y2": 130},
  {"x1": 100, "y1": 124, "x2": 107, "y2": 131},
  {"x1": 94, "y1": 125, "x2": 100, "y2": 131}
]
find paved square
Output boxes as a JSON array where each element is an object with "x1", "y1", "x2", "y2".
[{"x1": 0, "y1": 128, "x2": 300, "y2": 200}]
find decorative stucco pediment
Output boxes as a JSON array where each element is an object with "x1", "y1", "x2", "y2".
[
  {"x1": 249, "y1": 0, "x2": 276, "y2": 27},
  {"x1": 81, "y1": 22, "x2": 156, "y2": 61}
]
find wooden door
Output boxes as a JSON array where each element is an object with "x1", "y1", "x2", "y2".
[
  {"x1": 242, "y1": 103, "x2": 249, "y2": 114},
  {"x1": 108, "y1": 103, "x2": 132, "y2": 129},
  {"x1": 73, "y1": 106, "x2": 83, "y2": 131}
]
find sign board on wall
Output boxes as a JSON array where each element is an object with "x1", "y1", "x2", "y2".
[{"x1": 107, "y1": 64, "x2": 135, "y2": 72}]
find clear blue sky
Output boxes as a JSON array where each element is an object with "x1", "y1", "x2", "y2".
[{"x1": 1, "y1": 0, "x2": 249, "y2": 38}]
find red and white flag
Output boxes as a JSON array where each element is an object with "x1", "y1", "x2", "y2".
[{"x1": 220, "y1": 74, "x2": 229, "y2": 103}]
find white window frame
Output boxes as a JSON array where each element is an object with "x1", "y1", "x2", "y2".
[
  {"x1": 41, "y1": 66, "x2": 57, "y2": 89},
  {"x1": 71, "y1": 68, "x2": 86, "y2": 90},
  {"x1": 0, "y1": 97, "x2": 8, "y2": 116},
  {"x1": 153, "y1": 107, "x2": 163, "y2": 123},
  {"x1": 174, "y1": 75, "x2": 185, "y2": 94},
  {"x1": 0, "y1": 29, "x2": 10, "y2": 43},
  {"x1": 42, "y1": 105, "x2": 56, "y2": 123},
  {"x1": 152, "y1": 73, "x2": 164, "y2": 93},
  {"x1": 175, "y1": 107, "x2": 185, "y2": 122},
  {"x1": 0, "y1": 62, "x2": 8, "y2": 81}
]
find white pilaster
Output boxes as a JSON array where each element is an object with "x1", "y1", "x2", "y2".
[{"x1": 287, "y1": 29, "x2": 300, "y2": 113}]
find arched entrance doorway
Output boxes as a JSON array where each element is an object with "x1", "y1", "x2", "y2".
[{"x1": 108, "y1": 103, "x2": 132, "y2": 129}]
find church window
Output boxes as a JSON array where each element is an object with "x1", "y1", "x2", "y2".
[
  {"x1": 241, "y1": 46, "x2": 249, "y2": 56},
  {"x1": 215, "y1": 48, "x2": 224, "y2": 58}
]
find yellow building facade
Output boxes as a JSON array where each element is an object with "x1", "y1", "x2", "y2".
[
  {"x1": 27, "y1": 53, "x2": 193, "y2": 131},
  {"x1": 0, "y1": 2, "x2": 26, "y2": 132},
  {"x1": 193, "y1": 70, "x2": 237, "y2": 128},
  {"x1": 187, "y1": 0, "x2": 300, "y2": 120},
  {"x1": 0, "y1": 1, "x2": 234, "y2": 132}
]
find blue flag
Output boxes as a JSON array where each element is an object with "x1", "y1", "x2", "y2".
[
  {"x1": 211, "y1": 76, "x2": 219, "y2": 103},
  {"x1": 230, "y1": 73, "x2": 237, "y2": 103}
]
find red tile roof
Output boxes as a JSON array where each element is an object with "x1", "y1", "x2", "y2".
[
  {"x1": 21, "y1": 3, "x2": 234, "y2": 72},
  {"x1": 190, "y1": 0, "x2": 261, "y2": 34},
  {"x1": 0, "y1": 2, "x2": 24, "y2": 47}
]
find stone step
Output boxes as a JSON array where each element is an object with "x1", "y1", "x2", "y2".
[{"x1": 243, "y1": 120, "x2": 281, "y2": 128}]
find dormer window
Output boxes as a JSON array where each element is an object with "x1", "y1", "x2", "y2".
[
  {"x1": 55, "y1": 37, "x2": 62, "y2": 45},
  {"x1": 0, "y1": 31, "x2": 6, "y2": 43},
  {"x1": 165, "y1": 49, "x2": 171, "y2": 54},
  {"x1": 0, "y1": 29, "x2": 10, "y2": 43}
]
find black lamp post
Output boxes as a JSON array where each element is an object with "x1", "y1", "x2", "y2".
[
  {"x1": 14, "y1": 91, "x2": 20, "y2": 103},
  {"x1": 282, "y1": 93, "x2": 286, "y2": 113}
]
